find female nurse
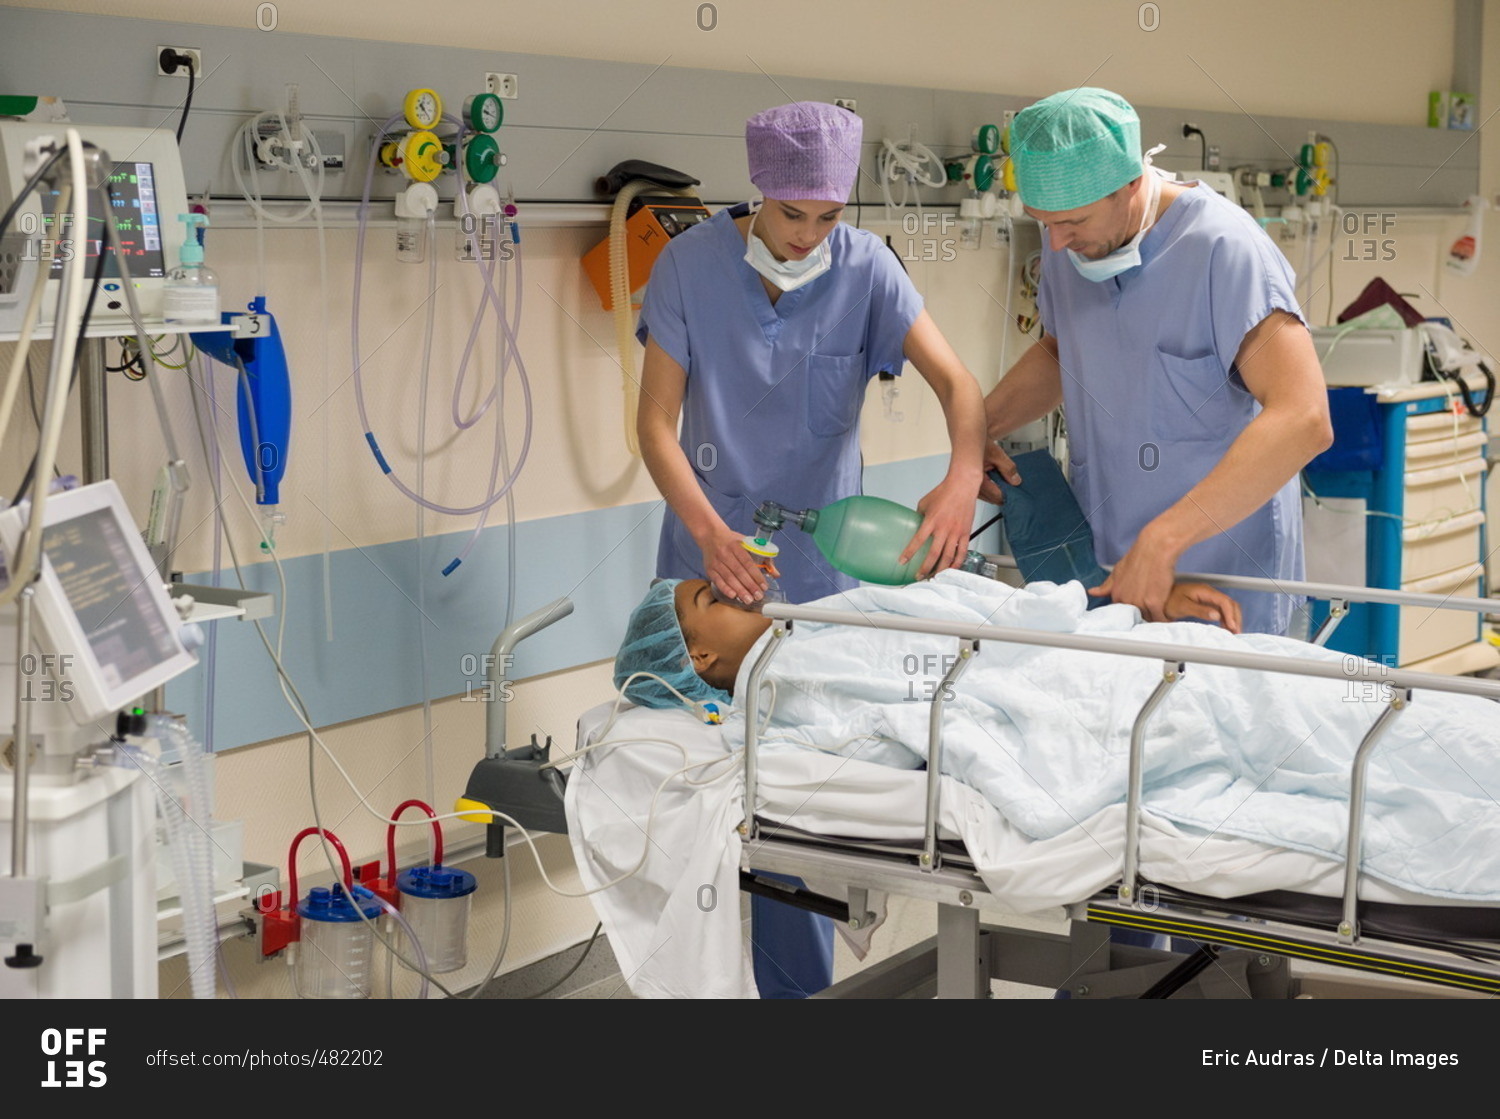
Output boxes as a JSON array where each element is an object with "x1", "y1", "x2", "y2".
[
  {"x1": 634, "y1": 101, "x2": 989, "y2": 997},
  {"x1": 636, "y1": 101, "x2": 989, "y2": 609}
]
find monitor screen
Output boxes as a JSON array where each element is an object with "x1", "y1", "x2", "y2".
[
  {"x1": 0, "y1": 122, "x2": 189, "y2": 330},
  {"x1": 43, "y1": 159, "x2": 165, "y2": 280},
  {"x1": 42, "y1": 503, "x2": 182, "y2": 691}
]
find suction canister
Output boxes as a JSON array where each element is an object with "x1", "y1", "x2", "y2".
[
  {"x1": 296, "y1": 884, "x2": 382, "y2": 999},
  {"x1": 395, "y1": 865, "x2": 478, "y2": 973}
]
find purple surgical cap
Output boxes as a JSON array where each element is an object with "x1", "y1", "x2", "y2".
[{"x1": 745, "y1": 101, "x2": 863, "y2": 203}]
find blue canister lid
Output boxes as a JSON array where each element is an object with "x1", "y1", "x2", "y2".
[
  {"x1": 297, "y1": 883, "x2": 384, "y2": 923},
  {"x1": 396, "y1": 864, "x2": 478, "y2": 900}
]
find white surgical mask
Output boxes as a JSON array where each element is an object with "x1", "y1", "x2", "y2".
[
  {"x1": 1068, "y1": 144, "x2": 1168, "y2": 282},
  {"x1": 743, "y1": 201, "x2": 833, "y2": 292}
]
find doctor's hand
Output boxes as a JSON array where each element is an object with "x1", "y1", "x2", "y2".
[
  {"x1": 904, "y1": 475, "x2": 983, "y2": 579},
  {"x1": 1087, "y1": 532, "x2": 1181, "y2": 625},
  {"x1": 978, "y1": 443, "x2": 1022, "y2": 505},
  {"x1": 700, "y1": 524, "x2": 770, "y2": 605},
  {"x1": 1161, "y1": 582, "x2": 1243, "y2": 634}
]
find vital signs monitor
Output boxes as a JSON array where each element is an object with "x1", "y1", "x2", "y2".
[{"x1": 0, "y1": 121, "x2": 190, "y2": 335}]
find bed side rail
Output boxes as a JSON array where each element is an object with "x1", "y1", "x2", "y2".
[{"x1": 752, "y1": 582, "x2": 1500, "y2": 945}]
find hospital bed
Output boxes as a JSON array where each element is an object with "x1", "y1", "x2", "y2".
[{"x1": 554, "y1": 573, "x2": 1500, "y2": 999}]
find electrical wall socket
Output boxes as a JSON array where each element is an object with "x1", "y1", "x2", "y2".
[
  {"x1": 157, "y1": 45, "x2": 202, "y2": 77},
  {"x1": 486, "y1": 73, "x2": 519, "y2": 99}
]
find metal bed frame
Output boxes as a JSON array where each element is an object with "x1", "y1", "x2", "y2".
[{"x1": 739, "y1": 573, "x2": 1500, "y2": 999}]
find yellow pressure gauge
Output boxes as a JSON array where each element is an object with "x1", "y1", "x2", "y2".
[{"x1": 403, "y1": 87, "x2": 443, "y2": 130}]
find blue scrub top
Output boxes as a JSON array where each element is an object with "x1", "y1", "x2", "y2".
[
  {"x1": 1038, "y1": 183, "x2": 1306, "y2": 635},
  {"x1": 638, "y1": 206, "x2": 923, "y2": 603}
]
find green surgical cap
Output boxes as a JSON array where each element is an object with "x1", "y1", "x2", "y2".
[{"x1": 1011, "y1": 87, "x2": 1142, "y2": 212}]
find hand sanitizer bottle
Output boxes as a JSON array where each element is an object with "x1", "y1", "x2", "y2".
[{"x1": 163, "y1": 213, "x2": 220, "y2": 324}]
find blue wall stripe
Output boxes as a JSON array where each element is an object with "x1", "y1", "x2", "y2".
[{"x1": 168, "y1": 454, "x2": 1002, "y2": 752}]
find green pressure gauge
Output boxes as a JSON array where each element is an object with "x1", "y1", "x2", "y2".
[
  {"x1": 973, "y1": 123, "x2": 1000, "y2": 155},
  {"x1": 463, "y1": 92, "x2": 503, "y2": 133},
  {"x1": 462, "y1": 133, "x2": 502, "y2": 183}
]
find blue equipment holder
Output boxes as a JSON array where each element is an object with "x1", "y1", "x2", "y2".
[{"x1": 192, "y1": 295, "x2": 292, "y2": 506}]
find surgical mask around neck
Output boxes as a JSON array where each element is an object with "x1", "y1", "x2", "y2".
[
  {"x1": 743, "y1": 201, "x2": 833, "y2": 292},
  {"x1": 1067, "y1": 144, "x2": 1167, "y2": 282}
]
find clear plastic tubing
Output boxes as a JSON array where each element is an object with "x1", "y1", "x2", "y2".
[{"x1": 350, "y1": 113, "x2": 534, "y2": 517}]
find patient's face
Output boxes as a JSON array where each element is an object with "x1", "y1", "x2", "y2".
[{"x1": 675, "y1": 578, "x2": 773, "y2": 674}]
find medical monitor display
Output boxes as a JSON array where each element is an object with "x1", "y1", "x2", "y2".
[
  {"x1": 43, "y1": 160, "x2": 165, "y2": 279},
  {"x1": 0, "y1": 121, "x2": 189, "y2": 332},
  {"x1": 0, "y1": 480, "x2": 197, "y2": 722},
  {"x1": 42, "y1": 505, "x2": 182, "y2": 691}
]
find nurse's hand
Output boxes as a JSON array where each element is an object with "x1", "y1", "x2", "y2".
[
  {"x1": 904, "y1": 476, "x2": 982, "y2": 578},
  {"x1": 701, "y1": 525, "x2": 769, "y2": 605},
  {"x1": 1161, "y1": 582, "x2": 1242, "y2": 634},
  {"x1": 978, "y1": 443, "x2": 1021, "y2": 505},
  {"x1": 1087, "y1": 535, "x2": 1180, "y2": 624}
]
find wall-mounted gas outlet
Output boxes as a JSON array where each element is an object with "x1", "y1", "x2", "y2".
[
  {"x1": 486, "y1": 73, "x2": 519, "y2": 99},
  {"x1": 157, "y1": 46, "x2": 202, "y2": 77},
  {"x1": 835, "y1": 98, "x2": 857, "y2": 112}
]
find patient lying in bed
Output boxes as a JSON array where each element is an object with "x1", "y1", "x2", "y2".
[
  {"x1": 612, "y1": 570, "x2": 1500, "y2": 904},
  {"x1": 620, "y1": 575, "x2": 1240, "y2": 710}
]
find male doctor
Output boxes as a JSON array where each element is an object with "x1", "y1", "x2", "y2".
[{"x1": 982, "y1": 87, "x2": 1331, "y2": 635}]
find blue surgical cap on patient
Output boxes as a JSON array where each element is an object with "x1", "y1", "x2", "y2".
[{"x1": 613, "y1": 579, "x2": 734, "y2": 710}]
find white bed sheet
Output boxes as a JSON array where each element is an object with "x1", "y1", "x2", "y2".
[{"x1": 564, "y1": 700, "x2": 1459, "y2": 1000}]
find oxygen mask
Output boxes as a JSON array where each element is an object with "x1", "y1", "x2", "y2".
[{"x1": 711, "y1": 534, "x2": 786, "y2": 610}]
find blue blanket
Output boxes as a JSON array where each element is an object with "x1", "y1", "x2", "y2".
[{"x1": 726, "y1": 571, "x2": 1500, "y2": 901}]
